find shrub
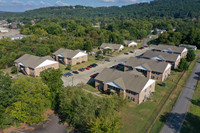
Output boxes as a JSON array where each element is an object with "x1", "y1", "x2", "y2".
[
  {"x1": 11, "y1": 66, "x2": 17, "y2": 74},
  {"x1": 65, "y1": 64, "x2": 71, "y2": 70}
]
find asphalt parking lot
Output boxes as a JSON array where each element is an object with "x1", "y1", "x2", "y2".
[{"x1": 62, "y1": 47, "x2": 150, "y2": 87}]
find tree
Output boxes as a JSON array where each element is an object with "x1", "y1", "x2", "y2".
[
  {"x1": 84, "y1": 41, "x2": 93, "y2": 52},
  {"x1": 178, "y1": 58, "x2": 189, "y2": 71},
  {"x1": 7, "y1": 77, "x2": 51, "y2": 124},
  {"x1": 186, "y1": 49, "x2": 195, "y2": 62},
  {"x1": 152, "y1": 28, "x2": 157, "y2": 35},
  {"x1": 11, "y1": 66, "x2": 17, "y2": 74},
  {"x1": 87, "y1": 116, "x2": 120, "y2": 133},
  {"x1": 65, "y1": 64, "x2": 71, "y2": 70},
  {"x1": 58, "y1": 87, "x2": 97, "y2": 131},
  {"x1": 40, "y1": 68, "x2": 63, "y2": 109}
]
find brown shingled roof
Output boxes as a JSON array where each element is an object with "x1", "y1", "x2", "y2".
[
  {"x1": 95, "y1": 68, "x2": 153, "y2": 93},
  {"x1": 53, "y1": 48, "x2": 84, "y2": 58},
  {"x1": 14, "y1": 54, "x2": 55, "y2": 69},
  {"x1": 100, "y1": 43, "x2": 123, "y2": 50},
  {"x1": 154, "y1": 44, "x2": 186, "y2": 53},
  {"x1": 125, "y1": 57, "x2": 170, "y2": 73},
  {"x1": 140, "y1": 50, "x2": 180, "y2": 62}
]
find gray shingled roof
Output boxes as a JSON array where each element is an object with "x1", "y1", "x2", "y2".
[
  {"x1": 123, "y1": 40, "x2": 137, "y2": 46},
  {"x1": 140, "y1": 50, "x2": 180, "y2": 62},
  {"x1": 14, "y1": 54, "x2": 54, "y2": 69},
  {"x1": 125, "y1": 57, "x2": 170, "y2": 73},
  {"x1": 95, "y1": 68, "x2": 151, "y2": 93},
  {"x1": 154, "y1": 44, "x2": 186, "y2": 53},
  {"x1": 53, "y1": 48, "x2": 83, "y2": 58},
  {"x1": 100, "y1": 43, "x2": 122, "y2": 50}
]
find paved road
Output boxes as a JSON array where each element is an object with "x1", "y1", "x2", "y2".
[
  {"x1": 62, "y1": 48, "x2": 150, "y2": 87},
  {"x1": 161, "y1": 58, "x2": 200, "y2": 133}
]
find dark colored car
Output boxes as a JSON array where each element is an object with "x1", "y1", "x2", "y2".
[
  {"x1": 105, "y1": 58, "x2": 111, "y2": 62},
  {"x1": 139, "y1": 47, "x2": 144, "y2": 50},
  {"x1": 130, "y1": 50, "x2": 135, "y2": 53},
  {"x1": 90, "y1": 73, "x2": 99, "y2": 78},
  {"x1": 124, "y1": 52, "x2": 129, "y2": 55},
  {"x1": 78, "y1": 68, "x2": 85, "y2": 72},
  {"x1": 72, "y1": 71, "x2": 79, "y2": 74},
  {"x1": 63, "y1": 72, "x2": 73, "y2": 77},
  {"x1": 90, "y1": 63, "x2": 98, "y2": 67}
]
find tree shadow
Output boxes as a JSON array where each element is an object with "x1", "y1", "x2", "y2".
[
  {"x1": 191, "y1": 99, "x2": 200, "y2": 106},
  {"x1": 160, "y1": 112, "x2": 200, "y2": 133}
]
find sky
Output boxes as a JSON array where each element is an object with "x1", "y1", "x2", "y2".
[{"x1": 0, "y1": 0, "x2": 152, "y2": 12}]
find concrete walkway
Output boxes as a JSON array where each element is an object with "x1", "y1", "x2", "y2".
[{"x1": 161, "y1": 58, "x2": 200, "y2": 133}]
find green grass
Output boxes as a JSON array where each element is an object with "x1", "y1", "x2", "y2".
[
  {"x1": 82, "y1": 81, "x2": 99, "y2": 93},
  {"x1": 149, "y1": 56, "x2": 199, "y2": 133},
  {"x1": 180, "y1": 75, "x2": 200, "y2": 133},
  {"x1": 120, "y1": 57, "x2": 198, "y2": 133}
]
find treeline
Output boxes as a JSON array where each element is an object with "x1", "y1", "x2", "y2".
[
  {"x1": 0, "y1": 18, "x2": 153, "y2": 69},
  {"x1": 158, "y1": 20, "x2": 200, "y2": 47},
  {"x1": 1, "y1": 0, "x2": 200, "y2": 20},
  {"x1": 0, "y1": 68, "x2": 126, "y2": 132}
]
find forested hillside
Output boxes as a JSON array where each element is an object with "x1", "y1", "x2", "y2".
[{"x1": 0, "y1": 0, "x2": 200, "y2": 20}]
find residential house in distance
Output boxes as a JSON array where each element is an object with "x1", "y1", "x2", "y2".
[
  {"x1": 95, "y1": 68, "x2": 156, "y2": 104},
  {"x1": 124, "y1": 57, "x2": 171, "y2": 81},
  {"x1": 100, "y1": 43, "x2": 124, "y2": 52},
  {"x1": 124, "y1": 40, "x2": 137, "y2": 47},
  {"x1": 179, "y1": 44, "x2": 197, "y2": 51},
  {"x1": 152, "y1": 44, "x2": 188, "y2": 58},
  {"x1": 0, "y1": 34, "x2": 27, "y2": 40},
  {"x1": 140, "y1": 50, "x2": 181, "y2": 69},
  {"x1": 14, "y1": 54, "x2": 59, "y2": 76},
  {"x1": 53, "y1": 48, "x2": 88, "y2": 66},
  {"x1": 0, "y1": 27, "x2": 9, "y2": 33}
]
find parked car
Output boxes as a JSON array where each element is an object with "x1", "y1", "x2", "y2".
[
  {"x1": 130, "y1": 50, "x2": 135, "y2": 53},
  {"x1": 85, "y1": 66, "x2": 91, "y2": 70},
  {"x1": 90, "y1": 63, "x2": 98, "y2": 67},
  {"x1": 63, "y1": 72, "x2": 73, "y2": 77},
  {"x1": 90, "y1": 73, "x2": 99, "y2": 78},
  {"x1": 124, "y1": 52, "x2": 129, "y2": 55},
  {"x1": 72, "y1": 71, "x2": 79, "y2": 74},
  {"x1": 105, "y1": 58, "x2": 111, "y2": 62},
  {"x1": 79, "y1": 68, "x2": 85, "y2": 72},
  {"x1": 139, "y1": 47, "x2": 144, "y2": 50}
]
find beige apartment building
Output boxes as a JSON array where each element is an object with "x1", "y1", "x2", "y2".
[
  {"x1": 124, "y1": 57, "x2": 171, "y2": 82},
  {"x1": 95, "y1": 68, "x2": 156, "y2": 104},
  {"x1": 53, "y1": 48, "x2": 88, "y2": 66},
  {"x1": 14, "y1": 54, "x2": 59, "y2": 76}
]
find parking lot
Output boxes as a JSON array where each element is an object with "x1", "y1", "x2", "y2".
[{"x1": 62, "y1": 47, "x2": 150, "y2": 87}]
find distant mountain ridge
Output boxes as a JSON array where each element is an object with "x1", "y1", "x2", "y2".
[{"x1": 0, "y1": 0, "x2": 200, "y2": 19}]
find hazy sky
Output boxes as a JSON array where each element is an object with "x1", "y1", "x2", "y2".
[{"x1": 0, "y1": 0, "x2": 152, "y2": 12}]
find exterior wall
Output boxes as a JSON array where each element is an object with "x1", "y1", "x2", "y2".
[
  {"x1": 151, "y1": 72, "x2": 163, "y2": 81},
  {"x1": 138, "y1": 81, "x2": 156, "y2": 104},
  {"x1": 71, "y1": 55, "x2": 88, "y2": 66},
  {"x1": 162, "y1": 66, "x2": 171, "y2": 81},
  {"x1": 125, "y1": 92, "x2": 139, "y2": 104},
  {"x1": 54, "y1": 54, "x2": 88, "y2": 66},
  {"x1": 174, "y1": 58, "x2": 181, "y2": 69},
  {"x1": 34, "y1": 62, "x2": 59, "y2": 76},
  {"x1": 181, "y1": 51, "x2": 188, "y2": 58},
  {"x1": 16, "y1": 62, "x2": 59, "y2": 76}
]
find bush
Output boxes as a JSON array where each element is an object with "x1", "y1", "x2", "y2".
[
  {"x1": 178, "y1": 58, "x2": 189, "y2": 72},
  {"x1": 186, "y1": 50, "x2": 195, "y2": 62},
  {"x1": 65, "y1": 64, "x2": 71, "y2": 70},
  {"x1": 11, "y1": 66, "x2": 17, "y2": 74}
]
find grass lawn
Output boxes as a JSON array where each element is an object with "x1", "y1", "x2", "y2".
[
  {"x1": 149, "y1": 56, "x2": 199, "y2": 133},
  {"x1": 180, "y1": 76, "x2": 200, "y2": 133},
  {"x1": 120, "y1": 57, "x2": 198, "y2": 133}
]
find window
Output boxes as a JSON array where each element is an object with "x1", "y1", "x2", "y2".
[
  {"x1": 43, "y1": 66, "x2": 45, "y2": 70},
  {"x1": 150, "y1": 85, "x2": 152, "y2": 88},
  {"x1": 144, "y1": 89, "x2": 147, "y2": 92},
  {"x1": 131, "y1": 97, "x2": 135, "y2": 101},
  {"x1": 127, "y1": 96, "x2": 130, "y2": 99}
]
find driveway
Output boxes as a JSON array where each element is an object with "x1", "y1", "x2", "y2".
[
  {"x1": 161, "y1": 58, "x2": 200, "y2": 133},
  {"x1": 62, "y1": 47, "x2": 150, "y2": 87}
]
